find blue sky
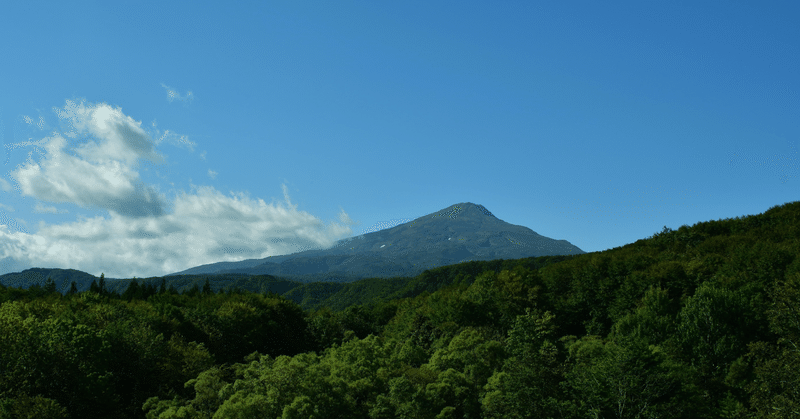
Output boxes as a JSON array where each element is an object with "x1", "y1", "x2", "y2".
[{"x1": 1, "y1": 1, "x2": 798, "y2": 279}]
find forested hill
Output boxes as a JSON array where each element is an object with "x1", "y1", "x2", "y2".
[
  {"x1": 0, "y1": 267, "x2": 103, "y2": 294},
  {"x1": 0, "y1": 200, "x2": 798, "y2": 418}
]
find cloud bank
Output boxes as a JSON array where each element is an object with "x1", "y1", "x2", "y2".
[{"x1": 0, "y1": 99, "x2": 357, "y2": 278}]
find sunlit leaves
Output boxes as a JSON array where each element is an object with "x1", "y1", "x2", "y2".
[
  {"x1": 481, "y1": 308, "x2": 563, "y2": 418},
  {"x1": 562, "y1": 335, "x2": 693, "y2": 419},
  {"x1": 745, "y1": 273, "x2": 800, "y2": 418},
  {"x1": 676, "y1": 282, "x2": 754, "y2": 383}
]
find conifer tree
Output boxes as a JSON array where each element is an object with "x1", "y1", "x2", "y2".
[
  {"x1": 123, "y1": 279, "x2": 140, "y2": 301},
  {"x1": 202, "y1": 278, "x2": 212, "y2": 295},
  {"x1": 142, "y1": 282, "x2": 156, "y2": 299},
  {"x1": 67, "y1": 281, "x2": 78, "y2": 296},
  {"x1": 98, "y1": 273, "x2": 106, "y2": 296},
  {"x1": 44, "y1": 277, "x2": 57, "y2": 294},
  {"x1": 27, "y1": 282, "x2": 44, "y2": 298}
]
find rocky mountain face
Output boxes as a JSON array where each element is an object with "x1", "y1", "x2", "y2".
[{"x1": 168, "y1": 202, "x2": 586, "y2": 282}]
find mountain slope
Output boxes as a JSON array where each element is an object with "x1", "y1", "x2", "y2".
[
  {"x1": 0, "y1": 268, "x2": 100, "y2": 294},
  {"x1": 168, "y1": 202, "x2": 585, "y2": 281}
]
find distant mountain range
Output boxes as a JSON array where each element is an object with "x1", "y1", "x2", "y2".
[
  {"x1": 166, "y1": 202, "x2": 585, "y2": 281},
  {"x1": 0, "y1": 202, "x2": 585, "y2": 292}
]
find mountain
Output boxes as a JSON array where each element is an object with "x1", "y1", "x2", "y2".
[
  {"x1": 0, "y1": 267, "x2": 101, "y2": 294},
  {"x1": 167, "y1": 202, "x2": 585, "y2": 281}
]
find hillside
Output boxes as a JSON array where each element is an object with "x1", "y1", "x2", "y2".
[{"x1": 0, "y1": 200, "x2": 798, "y2": 418}]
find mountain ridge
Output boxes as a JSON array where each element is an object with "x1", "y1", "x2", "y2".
[
  {"x1": 0, "y1": 202, "x2": 585, "y2": 290},
  {"x1": 167, "y1": 202, "x2": 585, "y2": 280}
]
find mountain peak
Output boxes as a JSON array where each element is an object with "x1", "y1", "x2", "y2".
[
  {"x1": 167, "y1": 201, "x2": 585, "y2": 278},
  {"x1": 430, "y1": 202, "x2": 496, "y2": 220}
]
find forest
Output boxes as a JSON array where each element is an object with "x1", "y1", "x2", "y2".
[{"x1": 0, "y1": 201, "x2": 798, "y2": 418}]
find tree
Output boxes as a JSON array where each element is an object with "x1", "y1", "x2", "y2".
[
  {"x1": 482, "y1": 309, "x2": 563, "y2": 418},
  {"x1": 611, "y1": 286, "x2": 674, "y2": 347},
  {"x1": 44, "y1": 277, "x2": 57, "y2": 294},
  {"x1": 141, "y1": 281, "x2": 157, "y2": 300},
  {"x1": 0, "y1": 393, "x2": 69, "y2": 419},
  {"x1": 562, "y1": 335, "x2": 695, "y2": 419},
  {"x1": 98, "y1": 273, "x2": 106, "y2": 296},
  {"x1": 27, "y1": 282, "x2": 46, "y2": 299},
  {"x1": 66, "y1": 281, "x2": 78, "y2": 296},
  {"x1": 676, "y1": 282, "x2": 754, "y2": 399},
  {"x1": 202, "y1": 278, "x2": 212, "y2": 295},
  {"x1": 143, "y1": 365, "x2": 235, "y2": 419},
  {"x1": 0, "y1": 300, "x2": 120, "y2": 418},
  {"x1": 122, "y1": 279, "x2": 141, "y2": 301},
  {"x1": 746, "y1": 272, "x2": 800, "y2": 418},
  {"x1": 147, "y1": 352, "x2": 334, "y2": 419},
  {"x1": 159, "y1": 278, "x2": 167, "y2": 294},
  {"x1": 185, "y1": 284, "x2": 200, "y2": 297},
  {"x1": 426, "y1": 327, "x2": 506, "y2": 417}
]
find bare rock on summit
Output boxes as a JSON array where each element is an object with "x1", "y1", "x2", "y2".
[{"x1": 170, "y1": 202, "x2": 585, "y2": 281}]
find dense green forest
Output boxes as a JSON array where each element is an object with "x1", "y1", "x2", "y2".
[{"x1": 1, "y1": 201, "x2": 799, "y2": 418}]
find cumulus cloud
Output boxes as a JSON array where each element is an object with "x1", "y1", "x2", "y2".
[
  {"x1": 0, "y1": 184, "x2": 356, "y2": 278},
  {"x1": 33, "y1": 203, "x2": 68, "y2": 214},
  {"x1": 161, "y1": 83, "x2": 194, "y2": 104},
  {"x1": 208, "y1": 169, "x2": 217, "y2": 179},
  {"x1": 1, "y1": 99, "x2": 358, "y2": 278},
  {"x1": 0, "y1": 177, "x2": 11, "y2": 192},
  {"x1": 10, "y1": 100, "x2": 169, "y2": 218}
]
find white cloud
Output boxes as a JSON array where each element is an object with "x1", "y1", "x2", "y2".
[
  {"x1": 22, "y1": 115, "x2": 46, "y2": 129},
  {"x1": 0, "y1": 184, "x2": 356, "y2": 278},
  {"x1": 1, "y1": 99, "x2": 358, "y2": 278},
  {"x1": 0, "y1": 209, "x2": 28, "y2": 234},
  {"x1": 337, "y1": 206, "x2": 357, "y2": 226},
  {"x1": 151, "y1": 120, "x2": 197, "y2": 151},
  {"x1": 0, "y1": 177, "x2": 12, "y2": 192},
  {"x1": 55, "y1": 99, "x2": 166, "y2": 165},
  {"x1": 33, "y1": 203, "x2": 68, "y2": 214},
  {"x1": 208, "y1": 169, "x2": 217, "y2": 179},
  {"x1": 10, "y1": 100, "x2": 169, "y2": 218},
  {"x1": 161, "y1": 83, "x2": 194, "y2": 104}
]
